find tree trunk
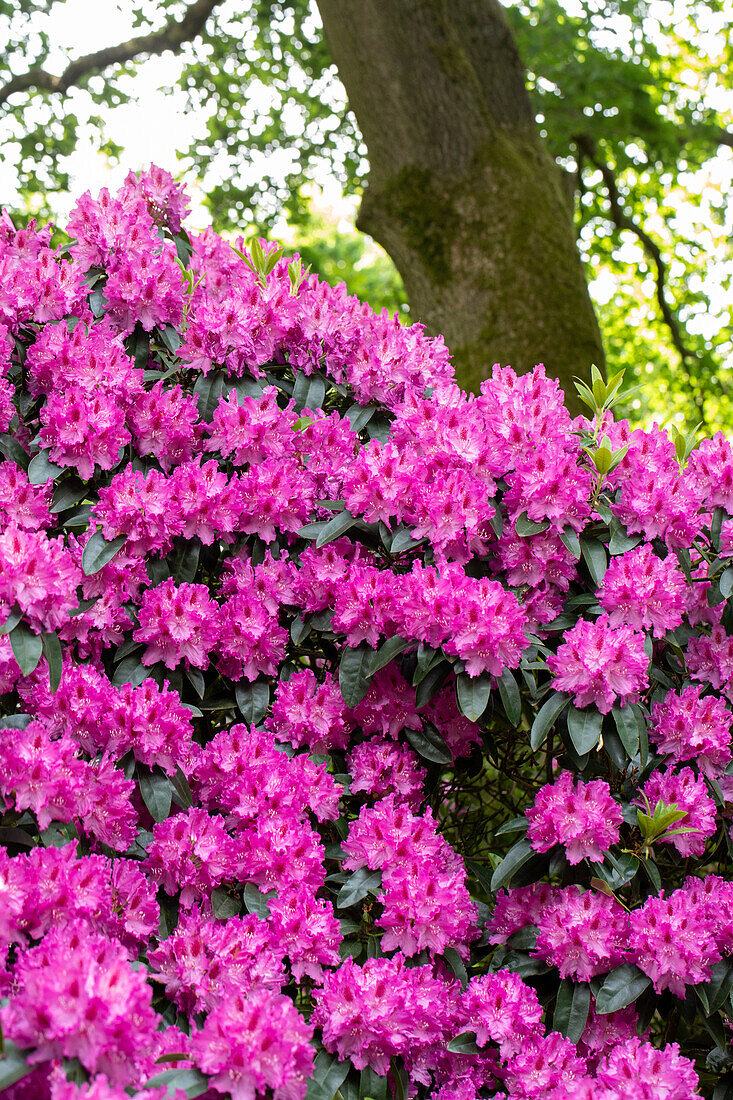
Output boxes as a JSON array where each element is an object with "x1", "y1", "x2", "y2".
[{"x1": 316, "y1": 0, "x2": 604, "y2": 410}]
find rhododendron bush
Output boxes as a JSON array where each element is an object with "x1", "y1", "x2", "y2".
[{"x1": 2, "y1": 168, "x2": 733, "y2": 1100}]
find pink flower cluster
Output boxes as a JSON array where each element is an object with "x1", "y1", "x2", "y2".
[{"x1": 3, "y1": 166, "x2": 733, "y2": 1100}]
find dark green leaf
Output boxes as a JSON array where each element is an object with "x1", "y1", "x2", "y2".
[
  {"x1": 559, "y1": 526, "x2": 581, "y2": 559},
  {"x1": 27, "y1": 450, "x2": 64, "y2": 484},
  {"x1": 339, "y1": 643, "x2": 375, "y2": 707},
  {"x1": 42, "y1": 631, "x2": 63, "y2": 693},
  {"x1": 82, "y1": 530, "x2": 127, "y2": 575},
  {"x1": 293, "y1": 371, "x2": 327, "y2": 411},
  {"x1": 608, "y1": 518, "x2": 641, "y2": 555},
  {"x1": 9, "y1": 622, "x2": 43, "y2": 676},
  {"x1": 721, "y1": 567, "x2": 733, "y2": 600},
  {"x1": 495, "y1": 815, "x2": 528, "y2": 837},
  {"x1": 138, "y1": 768, "x2": 172, "y2": 823},
  {"x1": 143, "y1": 1067, "x2": 209, "y2": 1097},
  {"x1": 369, "y1": 635, "x2": 410, "y2": 676},
  {"x1": 211, "y1": 887, "x2": 241, "y2": 919},
  {"x1": 490, "y1": 837, "x2": 533, "y2": 892},
  {"x1": 704, "y1": 961, "x2": 733, "y2": 1016},
  {"x1": 170, "y1": 539, "x2": 201, "y2": 584},
  {"x1": 595, "y1": 964, "x2": 650, "y2": 1014},
  {"x1": 0, "y1": 606, "x2": 22, "y2": 635},
  {"x1": 456, "y1": 672, "x2": 491, "y2": 722},
  {"x1": 111, "y1": 657, "x2": 149, "y2": 688},
  {"x1": 602, "y1": 725, "x2": 628, "y2": 771},
  {"x1": 170, "y1": 768, "x2": 194, "y2": 810},
  {"x1": 346, "y1": 402, "x2": 376, "y2": 433},
  {"x1": 404, "y1": 723, "x2": 452, "y2": 764},
  {"x1": 366, "y1": 415, "x2": 391, "y2": 444},
  {"x1": 612, "y1": 704, "x2": 641, "y2": 758},
  {"x1": 441, "y1": 946, "x2": 468, "y2": 989},
  {"x1": 359, "y1": 1066, "x2": 388, "y2": 1100},
  {"x1": 129, "y1": 326, "x2": 151, "y2": 371},
  {"x1": 186, "y1": 667, "x2": 206, "y2": 699},
  {"x1": 414, "y1": 660, "x2": 450, "y2": 708},
  {"x1": 497, "y1": 668, "x2": 521, "y2": 725},
  {"x1": 89, "y1": 285, "x2": 107, "y2": 317},
  {"x1": 305, "y1": 1051, "x2": 350, "y2": 1100},
  {"x1": 465, "y1": 858, "x2": 495, "y2": 896},
  {"x1": 235, "y1": 680, "x2": 270, "y2": 725},
  {"x1": 553, "y1": 980, "x2": 591, "y2": 1043},
  {"x1": 337, "y1": 867, "x2": 381, "y2": 909},
  {"x1": 158, "y1": 323, "x2": 181, "y2": 353},
  {"x1": 193, "y1": 370, "x2": 224, "y2": 421},
  {"x1": 446, "y1": 1032, "x2": 480, "y2": 1055},
  {"x1": 515, "y1": 511, "x2": 550, "y2": 536},
  {"x1": 316, "y1": 508, "x2": 356, "y2": 548},
  {"x1": 389, "y1": 527, "x2": 422, "y2": 554},
  {"x1": 291, "y1": 616, "x2": 311, "y2": 645},
  {"x1": 50, "y1": 479, "x2": 88, "y2": 513},
  {"x1": 0, "y1": 434, "x2": 29, "y2": 470},
  {"x1": 566, "y1": 705, "x2": 603, "y2": 755},
  {"x1": 530, "y1": 691, "x2": 570, "y2": 750},
  {"x1": 0, "y1": 1041, "x2": 35, "y2": 1090},
  {"x1": 243, "y1": 883, "x2": 275, "y2": 918},
  {"x1": 580, "y1": 537, "x2": 608, "y2": 586}
]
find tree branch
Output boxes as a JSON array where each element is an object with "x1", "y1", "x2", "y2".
[
  {"x1": 575, "y1": 133, "x2": 719, "y2": 424},
  {"x1": 0, "y1": 0, "x2": 221, "y2": 108}
]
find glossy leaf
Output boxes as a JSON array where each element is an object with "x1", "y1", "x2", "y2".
[
  {"x1": 530, "y1": 691, "x2": 570, "y2": 750},
  {"x1": 404, "y1": 723, "x2": 453, "y2": 764},
  {"x1": 456, "y1": 672, "x2": 491, "y2": 722},
  {"x1": 82, "y1": 530, "x2": 127, "y2": 575},
  {"x1": 9, "y1": 621, "x2": 43, "y2": 676},
  {"x1": 595, "y1": 964, "x2": 650, "y2": 1014},
  {"x1": 305, "y1": 1051, "x2": 350, "y2": 1100},
  {"x1": 553, "y1": 980, "x2": 591, "y2": 1043},
  {"x1": 27, "y1": 449, "x2": 64, "y2": 485},
  {"x1": 339, "y1": 643, "x2": 375, "y2": 707},
  {"x1": 497, "y1": 667, "x2": 522, "y2": 726},
  {"x1": 566, "y1": 705, "x2": 603, "y2": 755},
  {"x1": 490, "y1": 837, "x2": 533, "y2": 892},
  {"x1": 337, "y1": 867, "x2": 381, "y2": 909}
]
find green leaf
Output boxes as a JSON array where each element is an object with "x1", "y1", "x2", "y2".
[
  {"x1": 702, "y1": 960, "x2": 733, "y2": 1016},
  {"x1": 497, "y1": 668, "x2": 522, "y2": 725},
  {"x1": 559, "y1": 526, "x2": 581, "y2": 559},
  {"x1": 369, "y1": 635, "x2": 410, "y2": 676},
  {"x1": 608, "y1": 518, "x2": 641, "y2": 556},
  {"x1": 456, "y1": 672, "x2": 491, "y2": 721},
  {"x1": 235, "y1": 680, "x2": 270, "y2": 725},
  {"x1": 339, "y1": 643, "x2": 375, "y2": 707},
  {"x1": 359, "y1": 1067, "x2": 388, "y2": 1100},
  {"x1": 111, "y1": 656, "x2": 149, "y2": 688},
  {"x1": 81, "y1": 530, "x2": 127, "y2": 575},
  {"x1": 293, "y1": 371, "x2": 327, "y2": 411},
  {"x1": 490, "y1": 837, "x2": 533, "y2": 892},
  {"x1": 414, "y1": 660, "x2": 450, "y2": 708},
  {"x1": 305, "y1": 1052, "x2": 350, "y2": 1100},
  {"x1": 211, "y1": 886, "x2": 241, "y2": 919},
  {"x1": 316, "y1": 509, "x2": 356, "y2": 548},
  {"x1": 404, "y1": 723, "x2": 452, "y2": 764},
  {"x1": 170, "y1": 538, "x2": 201, "y2": 584},
  {"x1": 495, "y1": 815, "x2": 528, "y2": 837},
  {"x1": 9, "y1": 622, "x2": 43, "y2": 676},
  {"x1": 185, "y1": 667, "x2": 206, "y2": 699},
  {"x1": 721, "y1": 567, "x2": 733, "y2": 600},
  {"x1": 388, "y1": 526, "x2": 422, "y2": 554},
  {"x1": 566, "y1": 705, "x2": 603, "y2": 755},
  {"x1": 50, "y1": 479, "x2": 88, "y2": 513},
  {"x1": 612, "y1": 704, "x2": 641, "y2": 758},
  {"x1": 193, "y1": 370, "x2": 225, "y2": 421},
  {"x1": 346, "y1": 402, "x2": 376, "y2": 433},
  {"x1": 0, "y1": 434, "x2": 29, "y2": 470},
  {"x1": 580, "y1": 537, "x2": 608, "y2": 586},
  {"x1": 0, "y1": 606, "x2": 22, "y2": 635},
  {"x1": 530, "y1": 691, "x2": 570, "y2": 750},
  {"x1": 158, "y1": 323, "x2": 181, "y2": 353},
  {"x1": 553, "y1": 980, "x2": 591, "y2": 1043},
  {"x1": 446, "y1": 1031, "x2": 480, "y2": 1055},
  {"x1": 143, "y1": 1067, "x2": 210, "y2": 1097},
  {"x1": 0, "y1": 1041, "x2": 35, "y2": 1090},
  {"x1": 337, "y1": 867, "x2": 381, "y2": 909},
  {"x1": 243, "y1": 883, "x2": 275, "y2": 918},
  {"x1": 42, "y1": 631, "x2": 63, "y2": 693},
  {"x1": 441, "y1": 946, "x2": 468, "y2": 989},
  {"x1": 515, "y1": 511, "x2": 550, "y2": 536},
  {"x1": 138, "y1": 768, "x2": 172, "y2": 823},
  {"x1": 27, "y1": 450, "x2": 65, "y2": 485},
  {"x1": 128, "y1": 326, "x2": 151, "y2": 371},
  {"x1": 595, "y1": 964, "x2": 650, "y2": 1014},
  {"x1": 170, "y1": 768, "x2": 194, "y2": 810}
]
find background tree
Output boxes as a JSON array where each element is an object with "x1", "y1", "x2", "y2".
[{"x1": 1, "y1": 0, "x2": 731, "y2": 425}]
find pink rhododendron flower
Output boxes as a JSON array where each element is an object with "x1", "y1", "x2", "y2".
[
  {"x1": 533, "y1": 886, "x2": 628, "y2": 980},
  {"x1": 649, "y1": 685, "x2": 732, "y2": 776},
  {"x1": 134, "y1": 578, "x2": 220, "y2": 669},
  {"x1": 599, "y1": 542, "x2": 685, "y2": 637},
  {"x1": 546, "y1": 615, "x2": 648, "y2": 713},
  {"x1": 638, "y1": 767, "x2": 716, "y2": 858},
  {"x1": 526, "y1": 771, "x2": 622, "y2": 863},
  {"x1": 629, "y1": 889, "x2": 720, "y2": 995}
]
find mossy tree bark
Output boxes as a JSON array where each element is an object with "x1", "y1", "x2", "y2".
[{"x1": 316, "y1": 0, "x2": 604, "y2": 410}]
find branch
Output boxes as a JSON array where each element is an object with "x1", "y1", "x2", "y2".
[
  {"x1": 0, "y1": 0, "x2": 221, "y2": 108},
  {"x1": 575, "y1": 133, "x2": 721, "y2": 423},
  {"x1": 679, "y1": 124, "x2": 733, "y2": 151}
]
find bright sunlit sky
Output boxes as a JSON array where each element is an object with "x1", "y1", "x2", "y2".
[{"x1": 0, "y1": 0, "x2": 731, "y2": 337}]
